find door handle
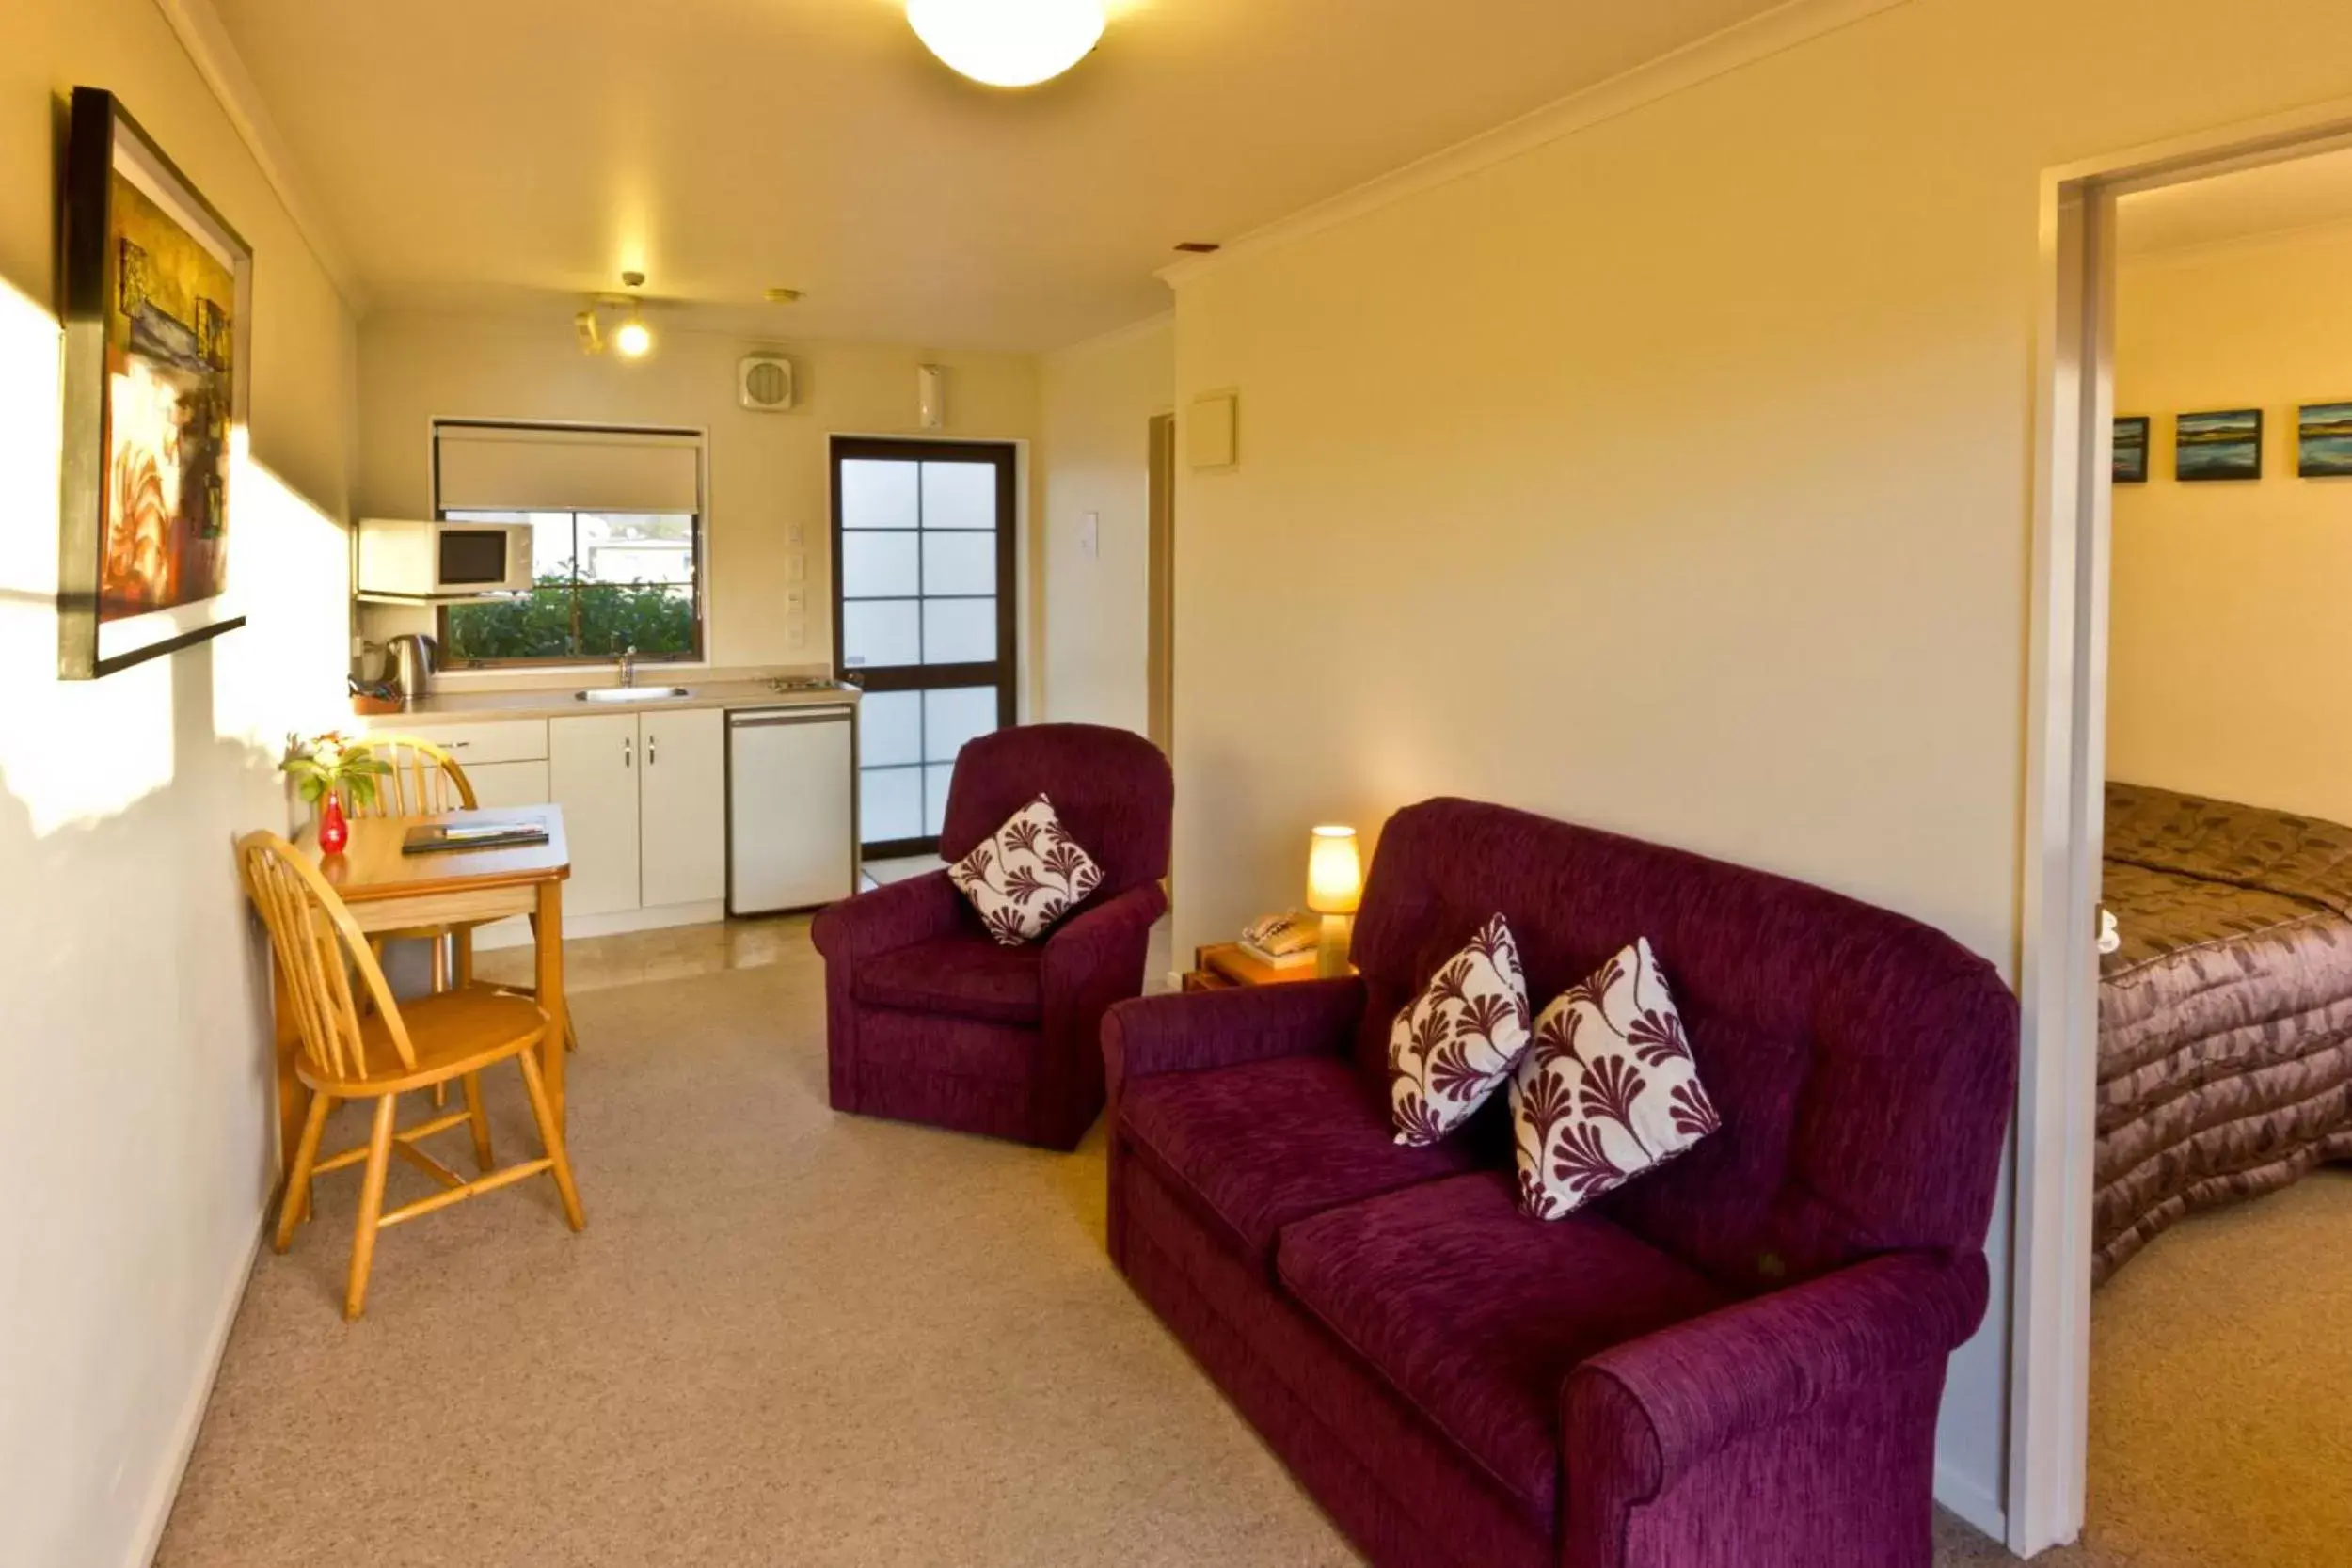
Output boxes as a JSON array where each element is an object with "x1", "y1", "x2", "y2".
[
  {"x1": 623, "y1": 736, "x2": 633, "y2": 768},
  {"x1": 648, "y1": 734, "x2": 659, "y2": 766}
]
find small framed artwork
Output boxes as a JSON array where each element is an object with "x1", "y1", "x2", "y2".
[
  {"x1": 2298, "y1": 403, "x2": 2352, "y2": 478},
  {"x1": 2113, "y1": 417, "x2": 2149, "y2": 484},
  {"x1": 2175, "y1": 408, "x2": 2262, "y2": 483},
  {"x1": 57, "y1": 87, "x2": 252, "y2": 680}
]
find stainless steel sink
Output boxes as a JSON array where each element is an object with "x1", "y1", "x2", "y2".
[{"x1": 574, "y1": 686, "x2": 693, "y2": 704}]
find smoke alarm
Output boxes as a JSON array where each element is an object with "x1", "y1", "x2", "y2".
[{"x1": 739, "y1": 355, "x2": 796, "y2": 412}]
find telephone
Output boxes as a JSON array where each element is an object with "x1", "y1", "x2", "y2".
[{"x1": 1240, "y1": 910, "x2": 1321, "y2": 967}]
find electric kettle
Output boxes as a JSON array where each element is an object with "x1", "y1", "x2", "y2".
[{"x1": 387, "y1": 633, "x2": 439, "y2": 702}]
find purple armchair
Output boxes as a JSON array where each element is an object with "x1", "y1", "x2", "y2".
[
  {"x1": 813, "y1": 723, "x2": 1171, "y2": 1149},
  {"x1": 1103, "y1": 798, "x2": 2017, "y2": 1568}
]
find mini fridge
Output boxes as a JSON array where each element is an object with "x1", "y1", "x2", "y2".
[{"x1": 726, "y1": 704, "x2": 857, "y2": 915}]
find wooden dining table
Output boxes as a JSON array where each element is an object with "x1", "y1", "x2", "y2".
[{"x1": 270, "y1": 805, "x2": 572, "y2": 1182}]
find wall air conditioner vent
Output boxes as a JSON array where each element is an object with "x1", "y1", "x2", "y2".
[{"x1": 739, "y1": 354, "x2": 796, "y2": 412}]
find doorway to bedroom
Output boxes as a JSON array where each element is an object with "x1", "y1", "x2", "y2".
[{"x1": 2026, "y1": 134, "x2": 2352, "y2": 1567}]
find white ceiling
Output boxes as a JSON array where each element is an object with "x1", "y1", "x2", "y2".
[
  {"x1": 2120, "y1": 143, "x2": 2352, "y2": 258},
  {"x1": 210, "y1": 0, "x2": 1794, "y2": 350}
]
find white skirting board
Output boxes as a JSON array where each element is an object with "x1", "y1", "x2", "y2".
[
  {"x1": 1936, "y1": 1456, "x2": 2008, "y2": 1546},
  {"x1": 126, "y1": 1217, "x2": 264, "y2": 1568}
]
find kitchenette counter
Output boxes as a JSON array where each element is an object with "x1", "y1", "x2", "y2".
[
  {"x1": 342, "y1": 673, "x2": 862, "y2": 941},
  {"x1": 356, "y1": 677, "x2": 860, "y2": 724}
]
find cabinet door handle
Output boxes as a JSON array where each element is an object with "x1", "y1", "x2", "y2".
[
  {"x1": 623, "y1": 737, "x2": 633, "y2": 768},
  {"x1": 648, "y1": 735, "x2": 659, "y2": 766}
]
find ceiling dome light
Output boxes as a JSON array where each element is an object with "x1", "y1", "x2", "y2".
[
  {"x1": 612, "y1": 270, "x2": 652, "y2": 358},
  {"x1": 907, "y1": 0, "x2": 1104, "y2": 88}
]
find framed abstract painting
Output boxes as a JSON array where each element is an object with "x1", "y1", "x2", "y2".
[
  {"x1": 2112, "y1": 416, "x2": 2149, "y2": 484},
  {"x1": 2298, "y1": 402, "x2": 2352, "y2": 478},
  {"x1": 2174, "y1": 408, "x2": 2262, "y2": 483},
  {"x1": 57, "y1": 87, "x2": 251, "y2": 679}
]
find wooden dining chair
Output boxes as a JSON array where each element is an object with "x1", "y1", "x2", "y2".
[
  {"x1": 240, "y1": 832, "x2": 585, "y2": 1319},
  {"x1": 352, "y1": 734, "x2": 580, "y2": 1057},
  {"x1": 354, "y1": 733, "x2": 478, "y2": 819}
]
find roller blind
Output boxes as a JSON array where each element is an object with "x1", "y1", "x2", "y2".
[{"x1": 435, "y1": 423, "x2": 702, "y2": 514}]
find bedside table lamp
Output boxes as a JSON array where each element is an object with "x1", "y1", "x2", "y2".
[{"x1": 1306, "y1": 825, "x2": 1363, "y2": 977}]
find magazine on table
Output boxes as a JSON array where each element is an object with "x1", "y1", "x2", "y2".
[{"x1": 401, "y1": 821, "x2": 548, "y2": 855}]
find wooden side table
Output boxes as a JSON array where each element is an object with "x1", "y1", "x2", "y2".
[{"x1": 1183, "y1": 942, "x2": 1350, "y2": 991}]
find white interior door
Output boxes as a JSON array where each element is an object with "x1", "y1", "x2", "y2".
[
  {"x1": 639, "y1": 706, "x2": 726, "y2": 908},
  {"x1": 549, "y1": 713, "x2": 644, "y2": 917}
]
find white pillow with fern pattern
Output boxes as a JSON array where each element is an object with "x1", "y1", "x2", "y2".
[
  {"x1": 949, "y1": 794, "x2": 1105, "y2": 946},
  {"x1": 1388, "y1": 914, "x2": 1533, "y2": 1146},
  {"x1": 1509, "y1": 938, "x2": 1721, "y2": 1220}
]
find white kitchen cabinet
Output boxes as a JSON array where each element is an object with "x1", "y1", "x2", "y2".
[
  {"x1": 453, "y1": 758, "x2": 553, "y2": 946},
  {"x1": 548, "y1": 713, "x2": 644, "y2": 917},
  {"x1": 637, "y1": 707, "x2": 726, "y2": 908},
  {"x1": 461, "y1": 758, "x2": 551, "y2": 811}
]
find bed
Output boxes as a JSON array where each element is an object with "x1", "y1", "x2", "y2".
[{"x1": 2096, "y1": 781, "x2": 2352, "y2": 1282}]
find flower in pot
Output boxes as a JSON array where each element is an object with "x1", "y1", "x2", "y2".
[{"x1": 281, "y1": 732, "x2": 391, "y2": 855}]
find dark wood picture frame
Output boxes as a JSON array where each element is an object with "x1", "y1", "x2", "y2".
[
  {"x1": 2111, "y1": 416, "x2": 2149, "y2": 484},
  {"x1": 58, "y1": 87, "x2": 252, "y2": 679},
  {"x1": 830, "y1": 436, "x2": 1020, "y2": 860}
]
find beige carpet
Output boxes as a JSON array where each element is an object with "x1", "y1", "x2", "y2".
[
  {"x1": 2076, "y1": 1166, "x2": 2352, "y2": 1566},
  {"x1": 158, "y1": 928, "x2": 2346, "y2": 1566}
]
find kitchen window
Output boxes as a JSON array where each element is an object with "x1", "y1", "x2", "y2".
[
  {"x1": 431, "y1": 420, "x2": 705, "y2": 668},
  {"x1": 437, "y1": 509, "x2": 702, "y2": 664}
]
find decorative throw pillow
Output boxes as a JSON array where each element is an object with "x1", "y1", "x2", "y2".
[
  {"x1": 949, "y1": 794, "x2": 1104, "y2": 946},
  {"x1": 1509, "y1": 939, "x2": 1721, "y2": 1220},
  {"x1": 1387, "y1": 914, "x2": 1533, "y2": 1147}
]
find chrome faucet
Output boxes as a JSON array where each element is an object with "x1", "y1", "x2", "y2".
[{"x1": 617, "y1": 643, "x2": 638, "y2": 689}]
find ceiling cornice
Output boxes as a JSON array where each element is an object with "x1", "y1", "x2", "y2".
[
  {"x1": 1046, "y1": 309, "x2": 1174, "y2": 360},
  {"x1": 1159, "y1": 0, "x2": 1915, "y2": 290},
  {"x1": 150, "y1": 0, "x2": 368, "y2": 312}
]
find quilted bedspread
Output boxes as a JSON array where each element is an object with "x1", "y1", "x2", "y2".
[{"x1": 2095, "y1": 781, "x2": 2352, "y2": 1282}]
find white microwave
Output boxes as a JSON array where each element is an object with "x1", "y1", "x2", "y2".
[{"x1": 355, "y1": 517, "x2": 534, "y2": 599}]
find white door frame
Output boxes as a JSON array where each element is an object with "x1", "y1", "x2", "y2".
[{"x1": 2010, "y1": 97, "x2": 2352, "y2": 1557}]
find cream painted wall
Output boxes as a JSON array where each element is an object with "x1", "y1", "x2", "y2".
[
  {"x1": 2108, "y1": 222, "x2": 2352, "y2": 824},
  {"x1": 1040, "y1": 317, "x2": 1170, "y2": 731},
  {"x1": 355, "y1": 315, "x2": 1042, "y2": 699},
  {"x1": 1164, "y1": 0, "x2": 2352, "y2": 1534},
  {"x1": 0, "y1": 4, "x2": 357, "y2": 1566}
]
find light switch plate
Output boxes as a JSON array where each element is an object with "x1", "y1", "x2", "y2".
[
  {"x1": 1081, "y1": 512, "x2": 1100, "y2": 558},
  {"x1": 787, "y1": 612, "x2": 805, "y2": 648},
  {"x1": 788, "y1": 553, "x2": 806, "y2": 582},
  {"x1": 786, "y1": 588, "x2": 806, "y2": 610},
  {"x1": 787, "y1": 522, "x2": 805, "y2": 547}
]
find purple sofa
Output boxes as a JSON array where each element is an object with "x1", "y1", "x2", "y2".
[
  {"x1": 814, "y1": 723, "x2": 1171, "y2": 1149},
  {"x1": 1103, "y1": 798, "x2": 2017, "y2": 1567}
]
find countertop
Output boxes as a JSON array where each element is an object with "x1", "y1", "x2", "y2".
[{"x1": 356, "y1": 678, "x2": 861, "y2": 725}]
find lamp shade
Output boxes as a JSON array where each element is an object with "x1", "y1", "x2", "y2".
[
  {"x1": 906, "y1": 0, "x2": 1105, "y2": 88},
  {"x1": 1305, "y1": 825, "x2": 1362, "y2": 915}
]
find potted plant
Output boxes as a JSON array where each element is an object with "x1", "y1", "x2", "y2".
[{"x1": 281, "y1": 732, "x2": 390, "y2": 855}]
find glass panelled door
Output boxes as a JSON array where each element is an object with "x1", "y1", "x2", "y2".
[{"x1": 832, "y1": 438, "x2": 1018, "y2": 857}]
